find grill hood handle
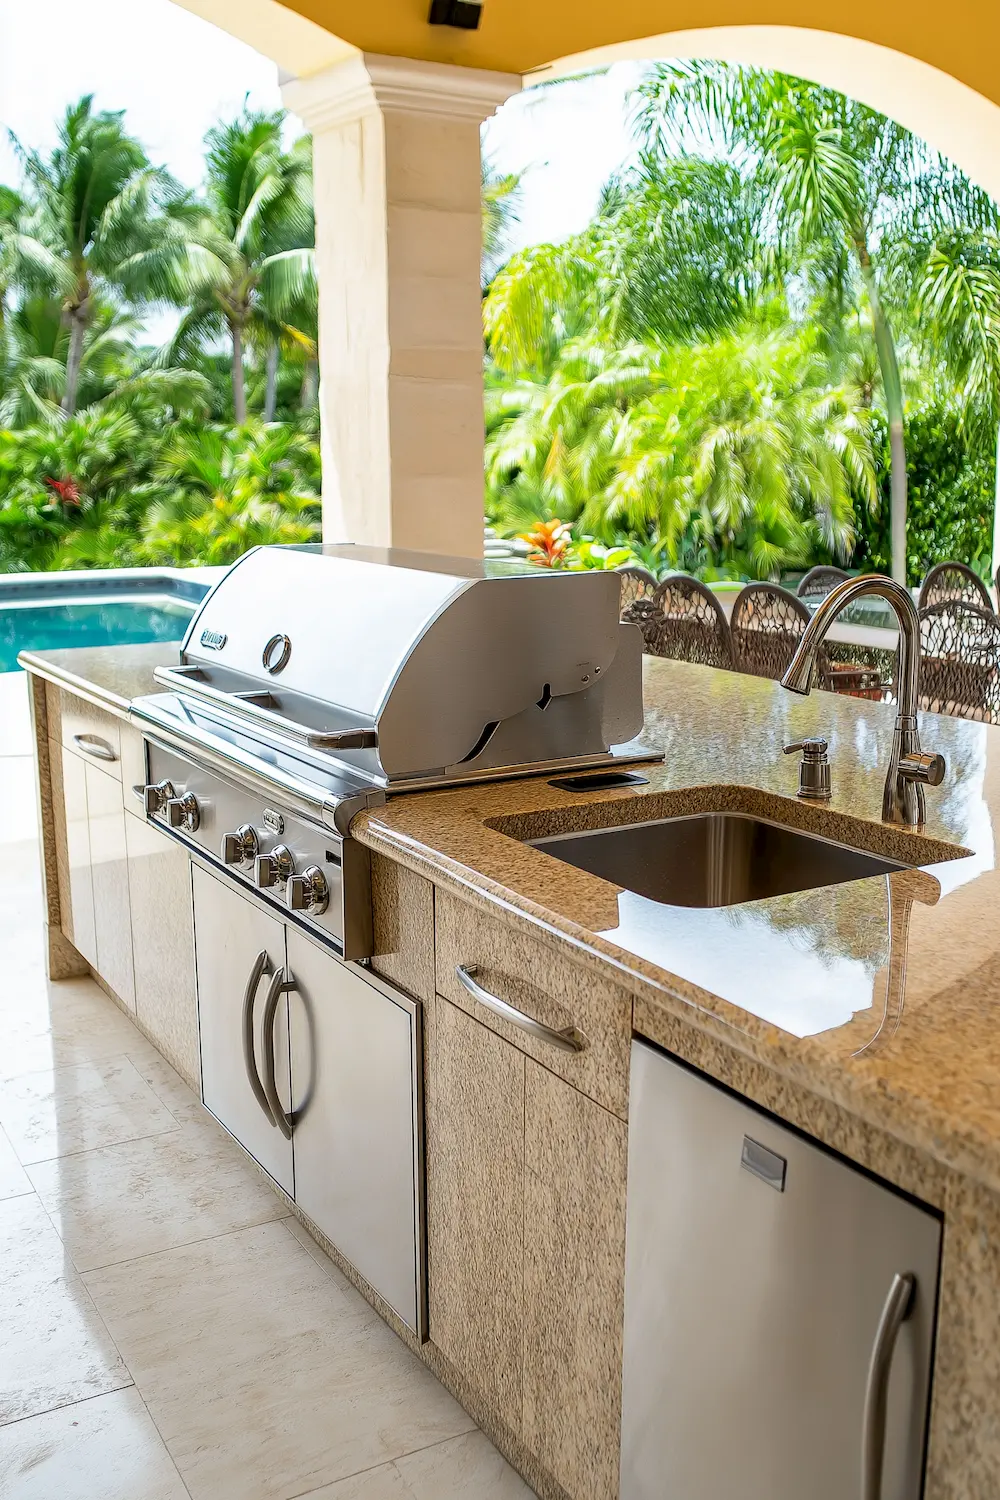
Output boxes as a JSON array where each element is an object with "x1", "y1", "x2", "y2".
[{"x1": 152, "y1": 665, "x2": 378, "y2": 751}]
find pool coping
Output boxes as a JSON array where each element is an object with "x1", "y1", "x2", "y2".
[{"x1": 0, "y1": 564, "x2": 223, "y2": 605}]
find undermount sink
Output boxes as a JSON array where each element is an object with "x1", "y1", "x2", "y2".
[{"x1": 529, "y1": 811, "x2": 907, "y2": 908}]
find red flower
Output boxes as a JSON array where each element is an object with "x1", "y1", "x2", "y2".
[{"x1": 44, "y1": 477, "x2": 81, "y2": 506}]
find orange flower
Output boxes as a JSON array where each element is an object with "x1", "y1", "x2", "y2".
[{"x1": 519, "y1": 518, "x2": 572, "y2": 568}]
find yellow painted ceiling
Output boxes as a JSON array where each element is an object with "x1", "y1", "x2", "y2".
[{"x1": 272, "y1": 0, "x2": 1000, "y2": 109}]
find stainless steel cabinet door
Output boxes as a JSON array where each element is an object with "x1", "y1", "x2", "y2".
[
  {"x1": 85, "y1": 763, "x2": 135, "y2": 1010},
  {"x1": 126, "y1": 816, "x2": 199, "y2": 1088},
  {"x1": 621, "y1": 1040, "x2": 941, "y2": 1500},
  {"x1": 287, "y1": 929, "x2": 424, "y2": 1334},
  {"x1": 61, "y1": 744, "x2": 97, "y2": 966},
  {"x1": 192, "y1": 865, "x2": 293, "y2": 1195}
]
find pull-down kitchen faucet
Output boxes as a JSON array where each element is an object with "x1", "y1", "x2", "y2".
[{"x1": 780, "y1": 576, "x2": 946, "y2": 825}]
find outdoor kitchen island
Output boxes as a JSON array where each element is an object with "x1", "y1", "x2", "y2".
[{"x1": 19, "y1": 634, "x2": 1000, "y2": 1500}]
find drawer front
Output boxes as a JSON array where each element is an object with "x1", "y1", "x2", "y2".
[
  {"x1": 435, "y1": 889, "x2": 631, "y2": 1118},
  {"x1": 59, "y1": 742, "x2": 97, "y2": 966},
  {"x1": 86, "y1": 762, "x2": 135, "y2": 1009},
  {"x1": 59, "y1": 692, "x2": 122, "y2": 780}
]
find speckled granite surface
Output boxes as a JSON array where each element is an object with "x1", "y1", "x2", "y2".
[
  {"x1": 354, "y1": 656, "x2": 1000, "y2": 1195},
  {"x1": 19, "y1": 642, "x2": 178, "y2": 715}
]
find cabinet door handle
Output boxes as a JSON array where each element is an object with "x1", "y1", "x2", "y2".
[
  {"x1": 455, "y1": 964, "x2": 586, "y2": 1053},
  {"x1": 861, "y1": 1271, "x2": 915, "y2": 1500},
  {"x1": 73, "y1": 733, "x2": 117, "y2": 762},
  {"x1": 260, "y1": 966, "x2": 296, "y2": 1140},
  {"x1": 242, "y1": 950, "x2": 276, "y2": 1126}
]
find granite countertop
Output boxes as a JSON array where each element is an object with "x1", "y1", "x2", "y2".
[
  {"x1": 19, "y1": 641, "x2": 180, "y2": 715},
  {"x1": 24, "y1": 640, "x2": 1000, "y2": 1192},
  {"x1": 354, "y1": 657, "x2": 1000, "y2": 1194}
]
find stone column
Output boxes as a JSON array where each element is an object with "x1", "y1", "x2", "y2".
[{"x1": 283, "y1": 54, "x2": 519, "y2": 557}]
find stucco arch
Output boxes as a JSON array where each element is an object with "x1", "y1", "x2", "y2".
[
  {"x1": 531, "y1": 25, "x2": 1000, "y2": 205},
  {"x1": 170, "y1": 2, "x2": 1000, "y2": 201}
]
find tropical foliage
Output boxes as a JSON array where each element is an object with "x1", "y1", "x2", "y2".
[
  {"x1": 484, "y1": 63, "x2": 1000, "y2": 584},
  {"x1": 0, "y1": 98, "x2": 321, "y2": 571},
  {"x1": 3, "y1": 69, "x2": 1000, "y2": 580}
]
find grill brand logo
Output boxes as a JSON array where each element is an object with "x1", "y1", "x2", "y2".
[
  {"x1": 200, "y1": 629, "x2": 227, "y2": 651},
  {"x1": 263, "y1": 809, "x2": 284, "y2": 835}
]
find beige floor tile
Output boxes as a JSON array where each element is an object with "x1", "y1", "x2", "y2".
[
  {"x1": 297, "y1": 1463, "x2": 410, "y2": 1500},
  {"x1": 0, "y1": 1055, "x2": 177, "y2": 1165},
  {"x1": 282, "y1": 1212, "x2": 354, "y2": 1284},
  {"x1": 0, "y1": 1124, "x2": 31, "y2": 1202},
  {"x1": 3, "y1": 986, "x2": 147, "y2": 1081},
  {"x1": 0, "y1": 757, "x2": 39, "y2": 845},
  {"x1": 393, "y1": 1432, "x2": 535, "y2": 1499},
  {"x1": 84, "y1": 1221, "x2": 474, "y2": 1500},
  {"x1": 29, "y1": 1119, "x2": 290, "y2": 1272},
  {"x1": 0, "y1": 1387, "x2": 188, "y2": 1499},
  {"x1": 0, "y1": 1195, "x2": 130, "y2": 1426},
  {"x1": 0, "y1": 672, "x2": 33, "y2": 757},
  {"x1": 125, "y1": 1044, "x2": 203, "y2": 1120},
  {"x1": 298, "y1": 1434, "x2": 536, "y2": 1500}
]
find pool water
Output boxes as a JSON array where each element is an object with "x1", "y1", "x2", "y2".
[{"x1": 0, "y1": 600, "x2": 195, "y2": 673}]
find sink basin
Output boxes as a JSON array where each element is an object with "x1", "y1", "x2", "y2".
[{"x1": 529, "y1": 812, "x2": 906, "y2": 908}]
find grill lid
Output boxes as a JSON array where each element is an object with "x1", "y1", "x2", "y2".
[{"x1": 154, "y1": 544, "x2": 646, "y2": 783}]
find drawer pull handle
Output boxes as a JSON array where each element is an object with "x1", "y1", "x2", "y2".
[
  {"x1": 73, "y1": 733, "x2": 117, "y2": 762},
  {"x1": 455, "y1": 964, "x2": 586, "y2": 1053}
]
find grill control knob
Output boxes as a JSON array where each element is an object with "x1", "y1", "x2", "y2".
[
  {"x1": 254, "y1": 845, "x2": 294, "y2": 889},
  {"x1": 222, "y1": 824, "x2": 259, "y2": 866},
  {"x1": 286, "y1": 866, "x2": 329, "y2": 915},
  {"x1": 166, "y1": 793, "x2": 201, "y2": 833},
  {"x1": 143, "y1": 780, "x2": 175, "y2": 816}
]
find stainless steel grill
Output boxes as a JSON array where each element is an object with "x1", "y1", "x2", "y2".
[{"x1": 131, "y1": 543, "x2": 653, "y2": 956}]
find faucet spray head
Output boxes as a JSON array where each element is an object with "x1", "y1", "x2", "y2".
[{"x1": 780, "y1": 648, "x2": 815, "y2": 695}]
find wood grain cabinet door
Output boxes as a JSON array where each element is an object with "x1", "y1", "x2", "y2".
[
  {"x1": 427, "y1": 995, "x2": 525, "y2": 1436},
  {"x1": 523, "y1": 1061, "x2": 628, "y2": 1500},
  {"x1": 126, "y1": 815, "x2": 199, "y2": 1087},
  {"x1": 60, "y1": 744, "x2": 97, "y2": 967},
  {"x1": 85, "y1": 762, "x2": 135, "y2": 1009}
]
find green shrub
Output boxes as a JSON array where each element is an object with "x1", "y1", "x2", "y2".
[{"x1": 853, "y1": 405, "x2": 995, "y2": 584}]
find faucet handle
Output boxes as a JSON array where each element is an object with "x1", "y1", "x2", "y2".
[
  {"x1": 783, "y1": 738, "x2": 832, "y2": 800},
  {"x1": 783, "y1": 737, "x2": 828, "y2": 758},
  {"x1": 898, "y1": 750, "x2": 946, "y2": 787}
]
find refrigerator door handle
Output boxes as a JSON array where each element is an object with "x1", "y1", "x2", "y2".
[
  {"x1": 261, "y1": 966, "x2": 296, "y2": 1141},
  {"x1": 861, "y1": 1271, "x2": 916, "y2": 1500},
  {"x1": 241, "y1": 949, "x2": 276, "y2": 1127}
]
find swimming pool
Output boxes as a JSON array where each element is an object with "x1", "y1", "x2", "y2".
[{"x1": 0, "y1": 599, "x2": 197, "y2": 673}]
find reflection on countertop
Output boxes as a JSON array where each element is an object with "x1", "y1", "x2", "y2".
[
  {"x1": 19, "y1": 640, "x2": 180, "y2": 714},
  {"x1": 355, "y1": 657, "x2": 1000, "y2": 1192}
]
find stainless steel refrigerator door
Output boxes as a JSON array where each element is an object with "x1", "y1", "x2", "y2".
[
  {"x1": 620, "y1": 1039, "x2": 941, "y2": 1500},
  {"x1": 287, "y1": 930, "x2": 425, "y2": 1336},
  {"x1": 192, "y1": 864, "x2": 293, "y2": 1195}
]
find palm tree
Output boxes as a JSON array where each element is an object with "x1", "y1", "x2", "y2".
[
  {"x1": 485, "y1": 325, "x2": 874, "y2": 577},
  {"x1": 0, "y1": 187, "x2": 24, "y2": 334},
  {"x1": 0, "y1": 291, "x2": 210, "y2": 430},
  {"x1": 483, "y1": 151, "x2": 778, "y2": 375},
  {"x1": 167, "y1": 111, "x2": 315, "y2": 423},
  {"x1": 481, "y1": 156, "x2": 522, "y2": 285},
  {"x1": 908, "y1": 225, "x2": 1000, "y2": 572},
  {"x1": 11, "y1": 97, "x2": 186, "y2": 416},
  {"x1": 633, "y1": 61, "x2": 993, "y2": 583}
]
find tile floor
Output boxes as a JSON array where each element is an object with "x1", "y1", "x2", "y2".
[{"x1": 0, "y1": 679, "x2": 533, "y2": 1500}]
